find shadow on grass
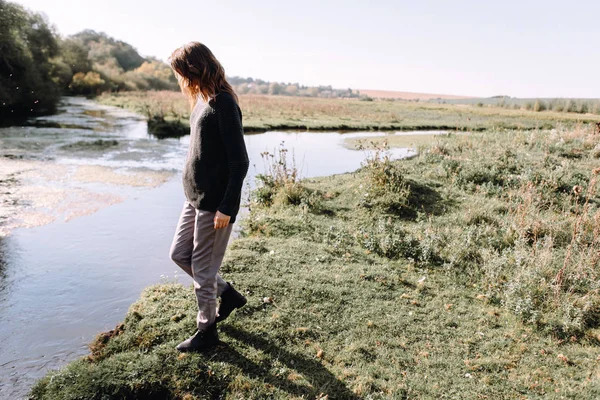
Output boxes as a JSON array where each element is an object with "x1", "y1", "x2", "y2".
[
  {"x1": 405, "y1": 180, "x2": 453, "y2": 217},
  {"x1": 215, "y1": 325, "x2": 359, "y2": 399},
  {"x1": 375, "y1": 179, "x2": 457, "y2": 220}
]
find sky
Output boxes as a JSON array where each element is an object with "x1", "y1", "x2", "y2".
[{"x1": 13, "y1": 0, "x2": 600, "y2": 98}]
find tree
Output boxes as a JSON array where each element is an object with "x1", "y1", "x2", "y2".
[
  {"x1": 284, "y1": 85, "x2": 298, "y2": 96},
  {"x1": 71, "y1": 30, "x2": 144, "y2": 72},
  {"x1": 268, "y1": 82, "x2": 281, "y2": 95},
  {"x1": 70, "y1": 71, "x2": 106, "y2": 94},
  {"x1": 59, "y1": 38, "x2": 92, "y2": 74},
  {"x1": 0, "y1": 0, "x2": 61, "y2": 122}
]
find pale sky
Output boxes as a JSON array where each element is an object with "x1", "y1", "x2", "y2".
[{"x1": 13, "y1": 0, "x2": 600, "y2": 98}]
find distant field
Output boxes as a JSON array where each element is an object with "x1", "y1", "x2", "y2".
[
  {"x1": 442, "y1": 97, "x2": 600, "y2": 106},
  {"x1": 97, "y1": 91, "x2": 600, "y2": 135},
  {"x1": 439, "y1": 96, "x2": 600, "y2": 115},
  {"x1": 357, "y1": 89, "x2": 474, "y2": 100}
]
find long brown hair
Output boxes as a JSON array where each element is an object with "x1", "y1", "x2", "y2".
[{"x1": 168, "y1": 41, "x2": 238, "y2": 109}]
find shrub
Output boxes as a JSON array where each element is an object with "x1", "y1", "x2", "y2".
[
  {"x1": 565, "y1": 100, "x2": 578, "y2": 113},
  {"x1": 578, "y1": 101, "x2": 589, "y2": 114},
  {"x1": 484, "y1": 169, "x2": 600, "y2": 335},
  {"x1": 69, "y1": 71, "x2": 107, "y2": 95},
  {"x1": 533, "y1": 99, "x2": 547, "y2": 112},
  {"x1": 252, "y1": 142, "x2": 320, "y2": 211},
  {"x1": 356, "y1": 139, "x2": 410, "y2": 214},
  {"x1": 550, "y1": 99, "x2": 565, "y2": 112},
  {"x1": 357, "y1": 218, "x2": 420, "y2": 261}
]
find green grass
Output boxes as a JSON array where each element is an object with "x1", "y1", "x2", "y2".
[
  {"x1": 343, "y1": 133, "x2": 453, "y2": 150},
  {"x1": 30, "y1": 124, "x2": 600, "y2": 399},
  {"x1": 96, "y1": 91, "x2": 600, "y2": 135}
]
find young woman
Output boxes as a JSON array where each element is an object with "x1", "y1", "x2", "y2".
[{"x1": 168, "y1": 42, "x2": 249, "y2": 352}]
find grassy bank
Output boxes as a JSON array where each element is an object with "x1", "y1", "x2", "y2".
[
  {"x1": 96, "y1": 91, "x2": 600, "y2": 136},
  {"x1": 31, "y1": 124, "x2": 600, "y2": 399}
]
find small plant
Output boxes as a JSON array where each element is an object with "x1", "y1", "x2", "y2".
[
  {"x1": 260, "y1": 141, "x2": 298, "y2": 187},
  {"x1": 357, "y1": 217, "x2": 419, "y2": 261},
  {"x1": 356, "y1": 138, "x2": 410, "y2": 214},
  {"x1": 253, "y1": 142, "x2": 319, "y2": 210},
  {"x1": 553, "y1": 168, "x2": 600, "y2": 297}
]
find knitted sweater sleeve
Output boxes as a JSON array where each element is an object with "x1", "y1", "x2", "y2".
[{"x1": 215, "y1": 94, "x2": 249, "y2": 216}]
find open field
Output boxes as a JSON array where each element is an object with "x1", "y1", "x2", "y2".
[
  {"x1": 31, "y1": 123, "x2": 600, "y2": 399},
  {"x1": 440, "y1": 97, "x2": 600, "y2": 116},
  {"x1": 358, "y1": 89, "x2": 473, "y2": 100},
  {"x1": 96, "y1": 91, "x2": 600, "y2": 135}
]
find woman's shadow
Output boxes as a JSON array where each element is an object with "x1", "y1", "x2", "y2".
[{"x1": 212, "y1": 323, "x2": 360, "y2": 399}]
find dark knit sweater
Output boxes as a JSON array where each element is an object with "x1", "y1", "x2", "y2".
[{"x1": 182, "y1": 92, "x2": 249, "y2": 224}]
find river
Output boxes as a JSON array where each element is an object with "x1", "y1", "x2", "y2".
[{"x1": 0, "y1": 96, "x2": 441, "y2": 398}]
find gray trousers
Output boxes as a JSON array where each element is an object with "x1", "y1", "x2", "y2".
[{"x1": 169, "y1": 201, "x2": 233, "y2": 330}]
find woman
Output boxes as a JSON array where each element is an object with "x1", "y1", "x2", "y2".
[{"x1": 168, "y1": 42, "x2": 249, "y2": 352}]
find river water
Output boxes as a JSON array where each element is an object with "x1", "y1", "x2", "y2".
[{"x1": 0, "y1": 96, "x2": 440, "y2": 398}]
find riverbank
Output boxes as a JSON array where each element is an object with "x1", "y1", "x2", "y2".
[
  {"x1": 97, "y1": 91, "x2": 600, "y2": 137},
  {"x1": 2, "y1": 96, "x2": 439, "y2": 398},
  {"x1": 30, "y1": 124, "x2": 600, "y2": 399}
]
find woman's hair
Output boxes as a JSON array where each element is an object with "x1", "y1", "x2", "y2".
[{"x1": 168, "y1": 41, "x2": 238, "y2": 108}]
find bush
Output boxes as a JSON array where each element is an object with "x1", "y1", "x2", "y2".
[
  {"x1": 482, "y1": 169, "x2": 600, "y2": 335},
  {"x1": 357, "y1": 218, "x2": 420, "y2": 261},
  {"x1": 356, "y1": 139, "x2": 410, "y2": 214},
  {"x1": 533, "y1": 99, "x2": 547, "y2": 112},
  {"x1": 252, "y1": 142, "x2": 321, "y2": 211},
  {"x1": 69, "y1": 71, "x2": 107, "y2": 95}
]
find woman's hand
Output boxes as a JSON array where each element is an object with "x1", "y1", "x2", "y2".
[{"x1": 214, "y1": 211, "x2": 231, "y2": 229}]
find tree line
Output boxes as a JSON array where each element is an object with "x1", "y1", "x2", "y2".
[
  {"x1": 0, "y1": 0, "x2": 362, "y2": 125},
  {"x1": 227, "y1": 76, "x2": 361, "y2": 99},
  {"x1": 0, "y1": 0, "x2": 178, "y2": 123}
]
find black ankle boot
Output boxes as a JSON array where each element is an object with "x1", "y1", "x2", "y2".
[
  {"x1": 216, "y1": 282, "x2": 247, "y2": 323},
  {"x1": 176, "y1": 322, "x2": 219, "y2": 352}
]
